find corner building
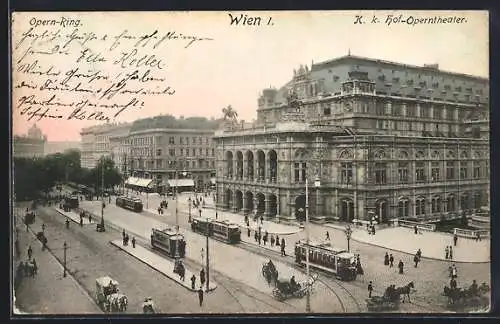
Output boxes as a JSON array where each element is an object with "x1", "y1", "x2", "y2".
[{"x1": 213, "y1": 55, "x2": 490, "y2": 223}]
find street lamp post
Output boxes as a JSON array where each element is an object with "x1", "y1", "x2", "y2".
[
  {"x1": 63, "y1": 241, "x2": 68, "y2": 277},
  {"x1": 100, "y1": 162, "x2": 106, "y2": 232},
  {"x1": 205, "y1": 216, "x2": 210, "y2": 292},
  {"x1": 188, "y1": 197, "x2": 192, "y2": 223},
  {"x1": 305, "y1": 178, "x2": 311, "y2": 313},
  {"x1": 345, "y1": 225, "x2": 353, "y2": 252},
  {"x1": 314, "y1": 176, "x2": 321, "y2": 219}
]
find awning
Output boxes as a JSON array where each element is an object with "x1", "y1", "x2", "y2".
[
  {"x1": 126, "y1": 177, "x2": 153, "y2": 188},
  {"x1": 210, "y1": 178, "x2": 216, "y2": 185},
  {"x1": 166, "y1": 179, "x2": 195, "y2": 187}
]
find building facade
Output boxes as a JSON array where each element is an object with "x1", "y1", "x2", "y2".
[
  {"x1": 128, "y1": 125, "x2": 216, "y2": 191},
  {"x1": 44, "y1": 141, "x2": 82, "y2": 155},
  {"x1": 213, "y1": 55, "x2": 490, "y2": 223},
  {"x1": 13, "y1": 124, "x2": 47, "y2": 158},
  {"x1": 80, "y1": 123, "x2": 131, "y2": 169}
]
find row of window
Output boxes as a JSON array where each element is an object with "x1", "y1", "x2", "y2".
[
  {"x1": 131, "y1": 147, "x2": 216, "y2": 157},
  {"x1": 398, "y1": 193, "x2": 484, "y2": 217},
  {"x1": 128, "y1": 136, "x2": 213, "y2": 146},
  {"x1": 340, "y1": 162, "x2": 486, "y2": 184},
  {"x1": 134, "y1": 159, "x2": 215, "y2": 169}
]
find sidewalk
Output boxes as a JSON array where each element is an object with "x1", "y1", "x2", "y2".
[
  {"x1": 324, "y1": 224, "x2": 490, "y2": 263},
  {"x1": 13, "y1": 215, "x2": 101, "y2": 314},
  {"x1": 55, "y1": 208, "x2": 96, "y2": 226},
  {"x1": 110, "y1": 240, "x2": 217, "y2": 292}
]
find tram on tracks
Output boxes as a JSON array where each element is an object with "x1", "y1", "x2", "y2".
[
  {"x1": 190, "y1": 217, "x2": 241, "y2": 244},
  {"x1": 150, "y1": 227, "x2": 186, "y2": 258},
  {"x1": 116, "y1": 196, "x2": 143, "y2": 212},
  {"x1": 294, "y1": 240, "x2": 358, "y2": 281}
]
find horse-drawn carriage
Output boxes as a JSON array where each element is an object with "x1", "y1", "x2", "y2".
[
  {"x1": 443, "y1": 281, "x2": 490, "y2": 309},
  {"x1": 262, "y1": 260, "x2": 318, "y2": 301},
  {"x1": 95, "y1": 276, "x2": 128, "y2": 313},
  {"x1": 366, "y1": 282, "x2": 415, "y2": 312},
  {"x1": 272, "y1": 274, "x2": 318, "y2": 302}
]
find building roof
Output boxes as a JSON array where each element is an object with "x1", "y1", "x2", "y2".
[
  {"x1": 130, "y1": 115, "x2": 223, "y2": 133},
  {"x1": 311, "y1": 55, "x2": 488, "y2": 82}
]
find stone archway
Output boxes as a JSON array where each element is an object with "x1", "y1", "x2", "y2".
[
  {"x1": 268, "y1": 194, "x2": 278, "y2": 217},
  {"x1": 256, "y1": 193, "x2": 266, "y2": 215},
  {"x1": 226, "y1": 151, "x2": 234, "y2": 178},
  {"x1": 375, "y1": 200, "x2": 389, "y2": 223},
  {"x1": 340, "y1": 199, "x2": 354, "y2": 222},
  {"x1": 235, "y1": 190, "x2": 243, "y2": 212},
  {"x1": 295, "y1": 195, "x2": 306, "y2": 222},
  {"x1": 245, "y1": 191, "x2": 254, "y2": 214},
  {"x1": 236, "y1": 151, "x2": 244, "y2": 180},
  {"x1": 225, "y1": 189, "x2": 233, "y2": 210},
  {"x1": 269, "y1": 150, "x2": 278, "y2": 183},
  {"x1": 246, "y1": 151, "x2": 254, "y2": 180}
]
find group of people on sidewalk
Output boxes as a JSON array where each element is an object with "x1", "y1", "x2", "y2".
[
  {"x1": 247, "y1": 226, "x2": 287, "y2": 256},
  {"x1": 383, "y1": 251, "x2": 407, "y2": 274},
  {"x1": 122, "y1": 230, "x2": 136, "y2": 248}
]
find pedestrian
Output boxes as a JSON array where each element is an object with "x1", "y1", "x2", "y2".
[
  {"x1": 179, "y1": 264, "x2": 185, "y2": 281},
  {"x1": 200, "y1": 268, "x2": 206, "y2": 287},
  {"x1": 132, "y1": 237, "x2": 136, "y2": 248},
  {"x1": 122, "y1": 229, "x2": 126, "y2": 239},
  {"x1": 384, "y1": 252, "x2": 389, "y2": 266},
  {"x1": 416, "y1": 248, "x2": 422, "y2": 260},
  {"x1": 453, "y1": 233, "x2": 458, "y2": 246},
  {"x1": 372, "y1": 226, "x2": 376, "y2": 235},
  {"x1": 32, "y1": 258, "x2": 38, "y2": 276},
  {"x1": 260, "y1": 215, "x2": 264, "y2": 224},
  {"x1": 414, "y1": 225, "x2": 418, "y2": 235},
  {"x1": 258, "y1": 233, "x2": 262, "y2": 246},
  {"x1": 398, "y1": 260, "x2": 404, "y2": 274},
  {"x1": 27, "y1": 245, "x2": 33, "y2": 260},
  {"x1": 270, "y1": 235, "x2": 275, "y2": 247},
  {"x1": 191, "y1": 274, "x2": 196, "y2": 290},
  {"x1": 247, "y1": 228, "x2": 250, "y2": 238},
  {"x1": 445, "y1": 246, "x2": 449, "y2": 259},
  {"x1": 451, "y1": 264, "x2": 458, "y2": 279},
  {"x1": 389, "y1": 254, "x2": 394, "y2": 267},
  {"x1": 88, "y1": 214, "x2": 92, "y2": 223},
  {"x1": 326, "y1": 231, "x2": 330, "y2": 241},
  {"x1": 450, "y1": 277, "x2": 457, "y2": 289},
  {"x1": 449, "y1": 246, "x2": 453, "y2": 260},
  {"x1": 275, "y1": 235, "x2": 280, "y2": 247},
  {"x1": 198, "y1": 287, "x2": 204, "y2": 307},
  {"x1": 66, "y1": 218, "x2": 70, "y2": 229},
  {"x1": 80, "y1": 217, "x2": 83, "y2": 227},
  {"x1": 254, "y1": 231, "x2": 258, "y2": 243},
  {"x1": 368, "y1": 281, "x2": 373, "y2": 298},
  {"x1": 281, "y1": 238, "x2": 286, "y2": 256},
  {"x1": 414, "y1": 254, "x2": 419, "y2": 268},
  {"x1": 263, "y1": 234, "x2": 268, "y2": 246}
]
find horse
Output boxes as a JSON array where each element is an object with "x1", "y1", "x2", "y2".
[
  {"x1": 107, "y1": 293, "x2": 128, "y2": 312},
  {"x1": 395, "y1": 281, "x2": 415, "y2": 303},
  {"x1": 262, "y1": 262, "x2": 279, "y2": 287}
]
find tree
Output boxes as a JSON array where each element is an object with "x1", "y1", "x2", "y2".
[{"x1": 93, "y1": 157, "x2": 122, "y2": 192}]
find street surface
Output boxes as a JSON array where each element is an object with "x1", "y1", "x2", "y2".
[
  {"x1": 97, "y1": 192, "x2": 491, "y2": 313},
  {"x1": 79, "y1": 200, "x2": 345, "y2": 313}
]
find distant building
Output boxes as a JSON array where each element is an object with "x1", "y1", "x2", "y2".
[
  {"x1": 13, "y1": 124, "x2": 46, "y2": 158},
  {"x1": 80, "y1": 123, "x2": 132, "y2": 169},
  {"x1": 44, "y1": 141, "x2": 82, "y2": 155},
  {"x1": 126, "y1": 115, "x2": 219, "y2": 192},
  {"x1": 213, "y1": 55, "x2": 490, "y2": 223}
]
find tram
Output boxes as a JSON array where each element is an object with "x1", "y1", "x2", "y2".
[
  {"x1": 190, "y1": 217, "x2": 241, "y2": 244},
  {"x1": 294, "y1": 241, "x2": 357, "y2": 281},
  {"x1": 116, "y1": 196, "x2": 143, "y2": 212},
  {"x1": 150, "y1": 227, "x2": 186, "y2": 258},
  {"x1": 64, "y1": 195, "x2": 79, "y2": 209}
]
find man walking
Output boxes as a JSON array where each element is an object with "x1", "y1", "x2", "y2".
[
  {"x1": 414, "y1": 254, "x2": 420, "y2": 268},
  {"x1": 200, "y1": 268, "x2": 206, "y2": 287},
  {"x1": 191, "y1": 275, "x2": 196, "y2": 290},
  {"x1": 281, "y1": 238, "x2": 286, "y2": 256},
  {"x1": 389, "y1": 254, "x2": 394, "y2": 267},
  {"x1": 27, "y1": 245, "x2": 33, "y2": 260},
  {"x1": 198, "y1": 287, "x2": 204, "y2": 307},
  {"x1": 368, "y1": 281, "x2": 373, "y2": 298},
  {"x1": 131, "y1": 237, "x2": 136, "y2": 248},
  {"x1": 326, "y1": 231, "x2": 330, "y2": 241},
  {"x1": 453, "y1": 233, "x2": 458, "y2": 246}
]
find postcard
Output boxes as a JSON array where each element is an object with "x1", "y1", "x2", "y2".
[{"x1": 11, "y1": 10, "x2": 490, "y2": 315}]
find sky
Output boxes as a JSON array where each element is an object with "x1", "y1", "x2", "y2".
[{"x1": 11, "y1": 10, "x2": 488, "y2": 141}]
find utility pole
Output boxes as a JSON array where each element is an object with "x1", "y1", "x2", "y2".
[
  {"x1": 174, "y1": 166, "x2": 179, "y2": 258},
  {"x1": 100, "y1": 161, "x2": 106, "y2": 232},
  {"x1": 206, "y1": 216, "x2": 210, "y2": 292},
  {"x1": 305, "y1": 178, "x2": 311, "y2": 313},
  {"x1": 63, "y1": 241, "x2": 68, "y2": 277}
]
